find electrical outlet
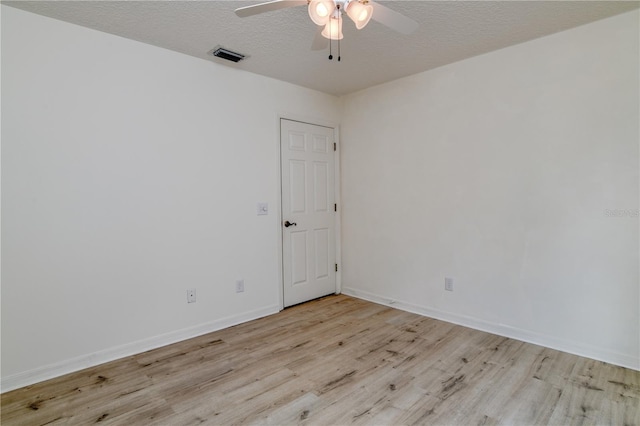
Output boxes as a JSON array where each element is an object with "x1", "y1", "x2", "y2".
[
  {"x1": 187, "y1": 288, "x2": 196, "y2": 303},
  {"x1": 445, "y1": 277, "x2": 454, "y2": 292},
  {"x1": 236, "y1": 279, "x2": 244, "y2": 293}
]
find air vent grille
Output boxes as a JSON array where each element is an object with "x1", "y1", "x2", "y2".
[{"x1": 210, "y1": 47, "x2": 246, "y2": 63}]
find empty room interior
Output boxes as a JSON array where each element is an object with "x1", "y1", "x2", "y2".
[{"x1": 1, "y1": 0, "x2": 639, "y2": 424}]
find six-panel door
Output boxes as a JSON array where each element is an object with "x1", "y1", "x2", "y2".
[{"x1": 281, "y1": 119, "x2": 336, "y2": 307}]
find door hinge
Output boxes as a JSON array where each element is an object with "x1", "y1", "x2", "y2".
[
  {"x1": 335, "y1": 263, "x2": 338, "y2": 272},
  {"x1": 334, "y1": 203, "x2": 337, "y2": 212},
  {"x1": 334, "y1": 142, "x2": 337, "y2": 151}
]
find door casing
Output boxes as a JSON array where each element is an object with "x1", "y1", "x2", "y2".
[{"x1": 276, "y1": 114, "x2": 341, "y2": 310}]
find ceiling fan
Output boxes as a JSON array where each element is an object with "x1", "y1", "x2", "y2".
[{"x1": 235, "y1": 0, "x2": 419, "y2": 60}]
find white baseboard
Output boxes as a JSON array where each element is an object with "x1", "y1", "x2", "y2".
[
  {"x1": 1, "y1": 305, "x2": 280, "y2": 393},
  {"x1": 342, "y1": 287, "x2": 639, "y2": 371}
]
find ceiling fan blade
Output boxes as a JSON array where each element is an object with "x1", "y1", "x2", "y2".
[
  {"x1": 311, "y1": 25, "x2": 328, "y2": 51},
  {"x1": 370, "y1": 1, "x2": 419, "y2": 35},
  {"x1": 235, "y1": 0, "x2": 308, "y2": 18}
]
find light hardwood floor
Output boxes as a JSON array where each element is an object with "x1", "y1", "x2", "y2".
[{"x1": 2, "y1": 295, "x2": 639, "y2": 425}]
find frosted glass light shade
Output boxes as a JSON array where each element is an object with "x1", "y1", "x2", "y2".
[
  {"x1": 346, "y1": 0, "x2": 373, "y2": 30},
  {"x1": 308, "y1": 0, "x2": 336, "y2": 26},
  {"x1": 321, "y1": 16, "x2": 344, "y2": 40}
]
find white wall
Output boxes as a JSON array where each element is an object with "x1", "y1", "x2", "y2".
[
  {"x1": 341, "y1": 10, "x2": 639, "y2": 370},
  {"x1": 1, "y1": 5, "x2": 341, "y2": 391},
  {"x1": 2, "y1": 4, "x2": 638, "y2": 393}
]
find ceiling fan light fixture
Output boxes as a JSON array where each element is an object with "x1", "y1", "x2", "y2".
[
  {"x1": 321, "y1": 15, "x2": 344, "y2": 40},
  {"x1": 308, "y1": 0, "x2": 336, "y2": 26},
  {"x1": 346, "y1": 0, "x2": 373, "y2": 29}
]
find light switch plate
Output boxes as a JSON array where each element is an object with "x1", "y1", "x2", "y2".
[{"x1": 257, "y1": 203, "x2": 268, "y2": 215}]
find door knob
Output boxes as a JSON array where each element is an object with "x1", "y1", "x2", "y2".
[{"x1": 284, "y1": 220, "x2": 297, "y2": 228}]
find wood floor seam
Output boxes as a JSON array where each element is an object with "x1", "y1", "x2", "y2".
[{"x1": 1, "y1": 295, "x2": 638, "y2": 425}]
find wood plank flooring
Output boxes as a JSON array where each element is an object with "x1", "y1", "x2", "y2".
[{"x1": 2, "y1": 295, "x2": 639, "y2": 425}]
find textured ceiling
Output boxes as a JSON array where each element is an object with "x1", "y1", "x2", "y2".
[{"x1": 4, "y1": 0, "x2": 639, "y2": 96}]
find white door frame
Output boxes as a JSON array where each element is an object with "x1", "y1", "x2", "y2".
[{"x1": 275, "y1": 113, "x2": 341, "y2": 311}]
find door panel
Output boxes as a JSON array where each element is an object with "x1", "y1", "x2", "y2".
[
  {"x1": 289, "y1": 131, "x2": 306, "y2": 151},
  {"x1": 290, "y1": 230, "x2": 308, "y2": 286},
  {"x1": 312, "y1": 135, "x2": 329, "y2": 153},
  {"x1": 281, "y1": 119, "x2": 335, "y2": 307},
  {"x1": 313, "y1": 162, "x2": 329, "y2": 212},
  {"x1": 289, "y1": 161, "x2": 306, "y2": 214},
  {"x1": 314, "y1": 228, "x2": 329, "y2": 279}
]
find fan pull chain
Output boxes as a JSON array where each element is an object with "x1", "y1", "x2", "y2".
[
  {"x1": 327, "y1": 5, "x2": 341, "y2": 61},
  {"x1": 336, "y1": 5, "x2": 340, "y2": 62},
  {"x1": 328, "y1": 20, "x2": 333, "y2": 60}
]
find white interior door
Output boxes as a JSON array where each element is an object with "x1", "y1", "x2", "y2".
[{"x1": 281, "y1": 119, "x2": 336, "y2": 307}]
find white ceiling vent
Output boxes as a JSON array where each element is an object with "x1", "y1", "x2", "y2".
[{"x1": 209, "y1": 46, "x2": 246, "y2": 63}]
